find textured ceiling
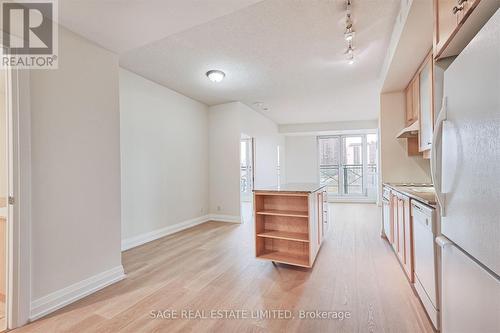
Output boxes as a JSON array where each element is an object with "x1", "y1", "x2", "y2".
[
  {"x1": 60, "y1": 0, "x2": 400, "y2": 124},
  {"x1": 59, "y1": 0, "x2": 264, "y2": 53}
]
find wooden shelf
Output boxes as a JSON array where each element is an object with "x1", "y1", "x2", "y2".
[
  {"x1": 256, "y1": 210, "x2": 308, "y2": 218},
  {"x1": 257, "y1": 251, "x2": 310, "y2": 268},
  {"x1": 257, "y1": 231, "x2": 309, "y2": 243},
  {"x1": 254, "y1": 191, "x2": 320, "y2": 269}
]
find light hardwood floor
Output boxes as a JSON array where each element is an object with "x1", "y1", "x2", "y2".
[{"x1": 14, "y1": 203, "x2": 434, "y2": 333}]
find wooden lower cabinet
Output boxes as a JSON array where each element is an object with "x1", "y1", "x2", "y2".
[
  {"x1": 389, "y1": 191, "x2": 414, "y2": 282},
  {"x1": 391, "y1": 192, "x2": 398, "y2": 252},
  {"x1": 397, "y1": 196, "x2": 405, "y2": 262},
  {"x1": 402, "y1": 196, "x2": 414, "y2": 282}
]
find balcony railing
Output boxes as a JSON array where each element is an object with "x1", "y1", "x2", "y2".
[{"x1": 320, "y1": 164, "x2": 377, "y2": 196}]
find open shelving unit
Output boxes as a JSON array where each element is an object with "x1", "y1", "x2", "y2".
[
  {"x1": 256, "y1": 210, "x2": 308, "y2": 218},
  {"x1": 254, "y1": 192, "x2": 311, "y2": 268}
]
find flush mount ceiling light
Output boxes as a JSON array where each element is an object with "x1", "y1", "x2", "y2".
[{"x1": 206, "y1": 70, "x2": 225, "y2": 83}]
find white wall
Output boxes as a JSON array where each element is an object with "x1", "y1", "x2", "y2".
[
  {"x1": 0, "y1": 70, "x2": 5, "y2": 297},
  {"x1": 284, "y1": 136, "x2": 318, "y2": 183},
  {"x1": 119, "y1": 69, "x2": 209, "y2": 242},
  {"x1": 379, "y1": 92, "x2": 431, "y2": 183},
  {"x1": 0, "y1": 71, "x2": 5, "y2": 204},
  {"x1": 30, "y1": 27, "x2": 123, "y2": 302},
  {"x1": 279, "y1": 119, "x2": 379, "y2": 134},
  {"x1": 208, "y1": 102, "x2": 284, "y2": 218}
]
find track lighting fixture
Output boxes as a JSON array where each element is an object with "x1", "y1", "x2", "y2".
[{"x1": 343, "y1": 0, "x2": 356, "y2": 65}]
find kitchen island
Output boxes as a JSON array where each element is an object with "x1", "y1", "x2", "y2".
[{"x1": 253, "y1": 183, "x2": 328, "y2": 268}]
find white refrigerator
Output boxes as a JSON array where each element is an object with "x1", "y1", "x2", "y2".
[{"x1": 432, "y1": 9, "x2": 500, "y2": 333}]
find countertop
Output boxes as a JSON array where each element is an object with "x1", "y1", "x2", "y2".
[
  {"x1": 254, "y1": 183, "x2": 326, "y2": 193},
  {"x1": 384, "y1": 183, "x2": 437, "y2": 207}
]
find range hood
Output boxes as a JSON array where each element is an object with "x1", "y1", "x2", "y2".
[{"x1": 396, "y1": 121, "x2": 419, "y2": 138}]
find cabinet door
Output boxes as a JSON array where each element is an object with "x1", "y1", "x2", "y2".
[
  {"x1": 419, "y1": 55, "x2": 433, "y2": 152},
  {"x1": 392, "y1": 194, "x2": 398, "y2": 251},
  {"x1": 317, "y1": 192, "x2": 323, "y2": 245},
  {"x1": 403, "y1": 197, "x2": 414, "y2": 282},
  {"x1": 434, "y1": 0, "x2": 459, "y2": 55},
  {"x1": 389, "y1": 193, "x2": 395, "y2": 244},
  {"x1": 412, "y1": 75, "x2": 420, "y2": 123},
  {"x1": 457, "y1": 0, "x2": 479, "y2": 24},
  {"x1": 405, "y1": 82, "x2": 413, "y2": 125},
  {"x1": 397, "y1": 198, "x2": 405, "y2": 262},
  {"x1": 309, "y1": 194, "x2": 319, "y2": 259}
]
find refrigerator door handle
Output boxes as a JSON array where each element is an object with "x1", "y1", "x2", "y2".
[
  {"x1": 431, "y1": 97, "x2": 447, "y2": 216},
  {"x1": 435, "y1": 235, "x2": 452, "y2": 248}
]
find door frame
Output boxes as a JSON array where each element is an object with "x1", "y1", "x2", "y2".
[
  {"x1": 239, "y1": 135, "x2": 255, "y2": 223},
  {"x1": 5, "y1": 66, "x2": 32, "y2": 328},
  {"x1": 240, "y1": 137, "x2": 254, "y2": 197}
]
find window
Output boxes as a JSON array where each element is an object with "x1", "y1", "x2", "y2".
[{"x1": 318, "y1": 133, "x2": 378, "y2": 200}]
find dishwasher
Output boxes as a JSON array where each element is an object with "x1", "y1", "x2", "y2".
[{"x1": 411, "y1": 200, "x2": 439, "y2": 329}]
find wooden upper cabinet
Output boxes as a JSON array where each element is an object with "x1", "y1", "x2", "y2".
[
  {"x1": 403, "y1": 50, "x2": 434, "y2": 157},
  {"x1": 405, "y1": 82, "x2": 414, "y2": 126},
  {"x1": 419, "y1": 53, "x2": 434, "y2": 152},
  {"x1": 457, "y1": 0, "x2": 478, "y2": 21},
  {"x1": 405, "y1": 77, "x2": 419, "y2": 126},
  {"x1": 434, "y1": 0, "x2": 458, "y2": 56},
  {"x1": 434, "y1": 0, "x2": 497, "y2": 59},
  {"x1": 412, "y1": 76, "x2": 420, "y2": 124}
]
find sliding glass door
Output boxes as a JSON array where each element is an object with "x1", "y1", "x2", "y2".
[
  {"x1": 318, "y1": 133, "x2": 378, "y2": 200},
  {"x1": 318, "y1": 136, "x2": 340, "y2": 195},
  {"x1": 342, "y1": 135, "x2": 363, "y2": 196}
]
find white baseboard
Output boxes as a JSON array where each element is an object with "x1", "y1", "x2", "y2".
[
  {"x1": 208, "y1": 214, "x2": 241, "y2": 223},
  {"x1": 121, "y1": 214, "x2": 211, "y2": 251},
  {"x1": 121, "y1": 214, "x2": 241, "y2": 252},
  {"x1": 30, "y1": 265, "x2": 125, "y2": 322}
]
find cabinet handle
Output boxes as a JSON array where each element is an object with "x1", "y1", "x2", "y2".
[{"x1": 452, "y1": 5, "x2": 464, "y2": 14}]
